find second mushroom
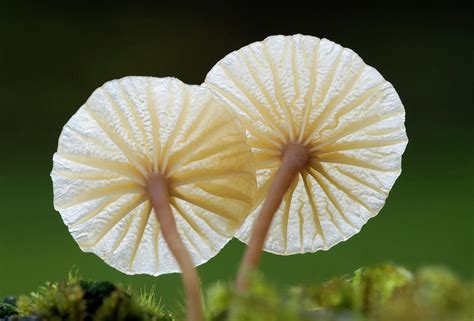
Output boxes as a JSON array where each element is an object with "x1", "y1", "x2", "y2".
[{"x1": 204, "y1": 34, "x2": 408, "y2": 289}]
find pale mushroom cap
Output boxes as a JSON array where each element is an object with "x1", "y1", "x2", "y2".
[
  {"x1": 204, "y1": 35, "x2": 408, "y2": 255},
  {"x1": 51, "y1": 76, "x2": 256, "y2": 275}
]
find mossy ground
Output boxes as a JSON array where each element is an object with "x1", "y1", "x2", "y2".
[{"x1": 1, "y1": 264, "x2": 472, "y2": 321}]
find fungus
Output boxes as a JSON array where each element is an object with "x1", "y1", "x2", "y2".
[
  {"x1": 51, "y1": 76, "x2": 256, "y2": 321},
  {"x1": 204, "y1": 35, "x2": 408, "y2": 289}
]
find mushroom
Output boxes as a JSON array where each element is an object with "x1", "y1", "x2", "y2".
[
  {"x1": 204, "y1": 35, "x2": 408, "y2": 289},
  {"x1": 51, "y1": 76, "x2": 256, "y2": 321}
]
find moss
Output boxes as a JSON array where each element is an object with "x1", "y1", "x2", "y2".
[
  {"x1": 12, "y1": 275, "x2": 171, "y2": 321},
  {"x1": 294, "y1": 277, "x2": 354, "y2": 311},
  {"x1": 375, "y1": 267, "x2": 474, "y2": 321},
  {"x1": 204, "y1": 273, "x2": 301, "y2": 321},
  {"x1": 0, "y1": 303, "x2": 18, "y2": 318},
  {"x1": 3, "y1": 264, "x2": 472, "y2": 321},
  {"x1": 350, "y1": 264, "x2": 414, "y2": 314},
  {"x1": 79, "y1": 280, "x2": 116, "y2": 320},
  {"x1": 414, "y1": 266, "x2": 471, "y2": 313},
  {"x1": 93, "y1": 290, "x2": 140, "y2": 321},
  {"x1": 205, "y1": 282, "x2": 231, "y2": 321},
  {"x1": 16, "y1": 280, "x2": 86, "y2": 321},
  {"x1": 137, "y1": 287, "x2": 173, "y2": 321},
  {"x1": 95, "y1": 289, "x2": 173, "y2": 321},
  {"x1": 276, "y1": 263, "x2": 471, "y2": 321},
  {"x1": 298, "y1": 264, "x2": 472, "y2": 321}
]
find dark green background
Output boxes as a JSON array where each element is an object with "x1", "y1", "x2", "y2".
[{"x1": 1, "y1": 2, "x2": 472, "y2": 309}]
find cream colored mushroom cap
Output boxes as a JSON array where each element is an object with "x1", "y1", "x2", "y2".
[
  {"x1": 51, "y1": 76, "x2": 256, "y2": 275},
  {"x1": 204, "y1": 35, "x2": 408, "y2": 255}
]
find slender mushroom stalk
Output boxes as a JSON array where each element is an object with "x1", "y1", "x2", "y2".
[
  {"x1": 204, "y1": 35, "x2": 408, "y2": 290},
  {"x1": 51, "y1": 76, "x2": 256, "y2": 321},
  {"x1": 146, "y1": 173, "x2": 202, "y2": 321},
  {"x1": 237, "y1": 143, "x2": 308, "y2": 289}
]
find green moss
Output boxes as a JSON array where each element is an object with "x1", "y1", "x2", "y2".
[
  {"x1": 16, "y1": 280, "x2": 86, "y2": 321},
  {"x1": 137, "y1": 287, "x2": 173, "y2": 320},
  {"x1": 375, "y1": 266, "x2": 474, "y2": 321},
  {"x1": 226, "y1": 263, "x2": 472, "y2": 321},
  {"x1": 298, "y1": 264, "x2": 472, "y2": 321},
  {"x1": 204, "y1": 273, "x2": 301, "y2": 321},
  {"x1": 0, "y1": 303, "x2": 18, "y2": 318},
  {"x1": 13, "y1": 274, "x2": 172, "y2": 321},
  {"x1": 94, "y1": 290, "x2": 140, "y2": 321},
  {"x1": 294, "y1": 277, "x2": 353, "y2": 311},
  {"x1": 205, "y1": 282, "x2": 232, "y2": 321},
  {"x1": 79, "y1": 280, "x2": 116, "y2": 319},
  {"x1": 2, "y1": 264, "x2": 472, "y2": 321},
  {"x1": 350, "y1": 264, "x2": 414, "y2": 314}
]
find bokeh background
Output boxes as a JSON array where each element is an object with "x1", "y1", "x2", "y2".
[{"x1": 1, "y1": 1, "x2": 472, "y2": 309}]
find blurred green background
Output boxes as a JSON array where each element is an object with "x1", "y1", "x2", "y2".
[{"x1": 0, "y1": 1, "x2": 472, "y2": 309}]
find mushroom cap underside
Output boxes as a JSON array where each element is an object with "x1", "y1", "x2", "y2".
[
  {"x1": 204, "y1": 34, "x2": 408, "y2": 255},
  {"x1": 51, "y1": 76, "x2": 256, "y2": 275}
]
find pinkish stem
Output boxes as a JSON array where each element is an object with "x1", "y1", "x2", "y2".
[
  {"x1": 146, "y1": 174, "x2": 203, "y2": 321},
  {"x1": 236, "y1": 143, "x2": 309, "y2": 291}
]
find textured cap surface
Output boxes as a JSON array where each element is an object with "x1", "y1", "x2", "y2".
[
  {"x1": 51, "y1": 77, "x2": 256, "y2": 275},
  {"x1": 204, "y1": 35, "x2": 407, "y2": 255}
]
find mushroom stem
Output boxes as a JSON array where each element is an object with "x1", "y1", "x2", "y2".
[
  {"x1": 146, "y1": 173, "x2": 203, "y2": 321},
  {"x1": 236, "y1": 143, "x2": 309, "y2": 291}
]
